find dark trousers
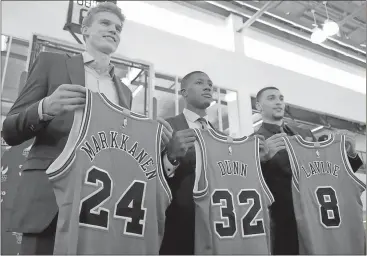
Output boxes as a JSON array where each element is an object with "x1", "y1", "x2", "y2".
[{"x1": 20, "y1": 213, "x2": 57, "y2": 255}]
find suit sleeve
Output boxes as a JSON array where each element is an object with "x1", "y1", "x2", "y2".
[
  {"x1": 2, "y1": 52, "x2": 50, "y2": 146},
  {"x1": 160, "y1": 118, "x2": 181, "y2": 189},
  {"x1": 348, "y1": 154, "x2": 363, "y2": 173}
]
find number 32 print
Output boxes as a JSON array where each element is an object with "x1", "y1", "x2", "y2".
[{"x1": 211, "y1": 189, "x2": 266, "y2": 238}]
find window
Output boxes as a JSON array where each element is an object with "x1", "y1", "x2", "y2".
[
  {"x1": 154, "y1": 73, "x2": 179, "y2": 119},
  {"x1": 1, "y1": 35, "x2": 29, "y2": 105},
  {"x1": 117, "y1": 1, "x2": 234, "y2": 51},
  {"x1": 243, "y1": 36, "x2": 365, "y2": 94}
]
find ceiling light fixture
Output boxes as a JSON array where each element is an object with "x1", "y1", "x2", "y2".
[
  {"x1": 311, "y1": 27, "x2": 327, "y2": 44},
  {"x1": 322, "y1": 2, "x2": 339, "y2": 36},
  {"x1": 310, "y1": 10, "x2": 327, "y2": 44}
]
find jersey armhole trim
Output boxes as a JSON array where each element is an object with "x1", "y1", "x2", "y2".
[
  {"x1": 283, "y1": 137, "x2": 300, "y2": 191},
  {"x1": 340, "y1": 135, "x2": 366, "y2": 191},
  {"x1": 294, "y1": 134, "x2": 334, "y2": 148},
  {"x1": 255, "y1": 137, "x2": 275, "y2": 204},
  {"x1": 156, "y1": 123, "x2": 172, "y2": 202},
  {"x1": 46, "y1": 89, "x2": 93, "y2": 180},
  {"x1": 193, "y1": 128, "x2": 208, "y2": 198}
]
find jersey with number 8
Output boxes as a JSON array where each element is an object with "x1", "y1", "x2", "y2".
[
  {"x1": 193, "y1": 128, "x2": 274, "y2": 255},
  {"x1": 46, "y1": 90, "x2": 171, "y2": 255},
  {"x1": 284, "y1": 134, "x2": 366, "y2": 255}
]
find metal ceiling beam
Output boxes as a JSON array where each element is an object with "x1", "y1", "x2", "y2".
[
  {"x1": 204, "y1": 1, "x2": 366, "y2": 63},
  {"x1": 237, "y1": 1, "x2": 273, "y2": 32},
  {"x1": 237, "y1": 0, "x2": 366, "y2": 53},
  {"x1": 298, "y1": 1, "x2": 366, "y2": 29},
  {"x1": 338, "y1": 2, "x2": 366, "y2": 26}
]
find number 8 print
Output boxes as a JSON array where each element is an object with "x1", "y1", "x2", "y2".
[{"x1": 315, "y1": 186, "x2": 341, "y2": 228}]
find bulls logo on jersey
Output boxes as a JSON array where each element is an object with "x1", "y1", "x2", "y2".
[
  {"x1": 22, "y1": 144, "x2": 33, "y2": 157},
  {"x1": 11, "y1": 232, "x2": 23, "y2": 245},
  {"x1": 1, "y1": 165, "x2": 9, "y2": 183}
]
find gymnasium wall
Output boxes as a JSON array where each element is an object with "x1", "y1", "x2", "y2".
[{"x1": 2, "y1": 1, "x2": 365, "y2": 137}]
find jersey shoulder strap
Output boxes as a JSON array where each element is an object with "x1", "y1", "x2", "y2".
[
  {"x1": 46, "y1": 89, "x2": 93, "y2": 180},
  {"x1": 193, "y1": 128, "x2": 209, "y2": 198}
]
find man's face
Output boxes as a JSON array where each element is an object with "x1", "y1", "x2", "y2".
[
  {"x1": 83, "y1": 12, "x2": 122, "y2": 55},
  {"x1": 183, "y1": 73, "x2": 213, "y2": 109},
  {"x1": 257, "y1": 89, "x2": 285, "y2": 120}
]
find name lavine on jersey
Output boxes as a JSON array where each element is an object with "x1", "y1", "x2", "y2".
[
  {"x1": 217, "y1": 160, "x2": 248, "y2": 178},
  {"x1": 80, "y1": 131, "x2": 157, "y2": 180},
  {"x1": 301, "y1": 161, "x2": 340, "y2": 178}
]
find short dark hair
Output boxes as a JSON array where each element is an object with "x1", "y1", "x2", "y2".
[
  {"x1": 180, "y1": 71, "x2": 206, "y2": 90},
  {"x1": 256, "y1": 86, "x2": 280, "y2": 102}
]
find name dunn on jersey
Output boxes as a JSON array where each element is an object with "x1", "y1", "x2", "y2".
[{"x1": 217, "y1": 160, "x2": 248, "y2": 178}]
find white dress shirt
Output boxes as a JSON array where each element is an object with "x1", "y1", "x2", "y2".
[
  {"x1": 38, "y1": 52, "x2": 118, "y2": 119},
  {"x1": 163, "y1": 108, "x2": 209, "y2": 177}
]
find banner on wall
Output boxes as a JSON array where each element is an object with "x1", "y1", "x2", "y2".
[{"x1": 1, "y1": 138, "x2": 34, "y2": 255}]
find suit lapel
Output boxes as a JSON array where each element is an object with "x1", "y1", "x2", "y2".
[
  {"x1": 112, "y1": 75, "x2": 130, "y2": 109},
  {"x1": 66, "y1": 54, "x2": 85, "y2": 86},
  {"x1": 177, "y1": 113, "x2": 189, "y2": 130}
]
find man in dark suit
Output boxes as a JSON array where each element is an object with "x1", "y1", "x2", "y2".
[
  {"x1": 254, "y1": 86, "x2": 363, "y2": 255},
  {"x1": 2, "y1": 3, "x2": 132, "y2": 254},
  {"x1": 159, "y1": 71, "x2": 218, "y2": 255}
]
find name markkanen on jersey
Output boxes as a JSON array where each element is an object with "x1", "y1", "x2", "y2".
[{"x1": 79, "y1": 130, "x2": 157, "y2": 180}]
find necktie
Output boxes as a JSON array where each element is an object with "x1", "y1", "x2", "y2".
[{"x1": 197, "y1": 117, "x2": 207, "y2": 129}]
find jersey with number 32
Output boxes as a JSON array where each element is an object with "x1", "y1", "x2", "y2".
[
  {"x1": 193, "y1": 128, "x2": 273, "y2": 255},
  {"x1": 46, "y1": 90, "x2": 171, "y2": 255},
  {"x1": 284, "y1": 134, "x2": 366, "y2": 255}
]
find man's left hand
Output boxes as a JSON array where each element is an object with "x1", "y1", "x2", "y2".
[{"x1": 335, "y1": 130, "x2": 357, "y2": 158}]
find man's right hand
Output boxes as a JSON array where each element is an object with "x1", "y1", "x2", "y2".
[
  {"x1": 43, "y1": 84, "x2": 86, "y2": 117},
  {"x1": 166, "y1": 128, "x2": 197, "y2": 163},
  {"x1": 262, "y1": 133, "x2": 287, "y2": 162}
]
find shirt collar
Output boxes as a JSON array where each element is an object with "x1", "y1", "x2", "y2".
[
  {"x1": 82, "y1": 52, "x2": 115, "y2": 77},
  {"x1": 183, "y1": 108, "x2": 208, "y2": 124}
]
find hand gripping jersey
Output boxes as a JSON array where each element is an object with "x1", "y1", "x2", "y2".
[
  {"x1": 193, "y1": 128, "x2": 274, "y2": 255},
  {"x1": 46, "y1": 90, "x2": 171, "y2": 255},
  {"x1": 284, "y1": 134, "x2": 366, "y2": 255}
]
